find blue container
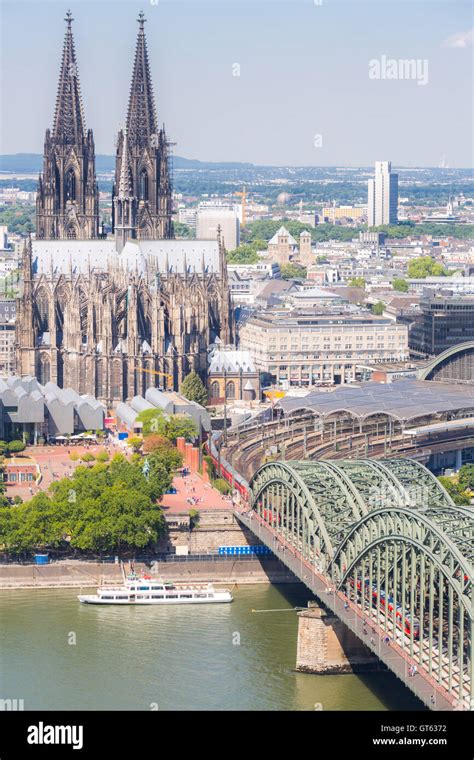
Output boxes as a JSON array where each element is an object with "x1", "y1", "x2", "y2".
[
  {"x1": 118, "y1": 432, "x2": 129, "y2": 441},
  {"x1": 34, "y1": 554, "x2": 49, "y2": 565}
]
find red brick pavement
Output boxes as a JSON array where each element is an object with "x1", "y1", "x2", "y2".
[{"x1": 159, "y1": 472, "x2": 232, "y2": 514}]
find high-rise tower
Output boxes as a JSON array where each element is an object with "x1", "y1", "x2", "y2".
[
  {"x1": 36, "y1": 11, "x2": 99, "y2": 240},
  {"x1": 367, "y1": 161, "x2": 398, "y2": 229},
  {"x1": 112, "y1": 11, "x2": 173, "y2": 247}
]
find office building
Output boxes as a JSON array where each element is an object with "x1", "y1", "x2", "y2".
[
  {"x1": 239, "y1": 310, "x2": 408, "y2": 387},
  {"x1": 367, "y1": 161, "x2": 398, "y2": 228},
  {"x1": 409, "y1": 293, "x2": 474, "y2": 358}
]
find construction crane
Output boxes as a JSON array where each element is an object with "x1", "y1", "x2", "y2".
[
  {"x1": 135, "y1": 367, "x2": 174, "y2": 389},
  {"x1": 235, "y1": 186, "x2": 247, "y2": 227}
]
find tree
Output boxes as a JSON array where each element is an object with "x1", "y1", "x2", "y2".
[
  {"x1": 7, "y1": 440, "x2": 26, "y2": 455},
  {"x1": 280, "y1": 263, "x2": 307, "y2": 280},
  {"x1": 173, "y1": 222, "x2": 192, "y2": 238},
  {"x1": 127, "y1": 437, "x2": 143, "y2": 453},
  {"x1": 143, "y1": 434, "x2": 172, "y2": 454},
  {"x1": 137, "y1": 408, "x2": 197, "y2": 443},
  {"x1": 227, "y1": 243, "x2": 261, "y2": 264},
  {"x1": 136, "y1": 408, "x2": 164, "y2": 437},
  {"x1": 189, "y1": 508, "x2": 200, "y2": 529},
  {"x1": 371, "y1": 301, "x2": 385, "y2": 316},
  {"x1": 407, "y1": 257, "x2": 450, "y2": 279},
  {"x1": 213, "y1": 478, "x2": 231, "y2": 495},
  {"x1": 143, "y1": 435, "x2": 183, "y2": 471},
  {"x1": 0, "y1": 456, "x2": 171, "y2": 555},
  {"x1": 438, "y1": 476, "x2": 470, "y2": 506},
  {"x1": 155, "y1": 415, "x2": 197, "y2": 444},
  {"x1": 392, "y1": 278, "x2": 408, "y2": 292},
  {"x1": 180, "y1": 371, "x2": 208, "y2": 406},
  {"x1": 458, "y1": 464, "x2": 474, "y2": 492},
  {"x1": 348, "y1": 277, "x2": 365, "y2": 288}
]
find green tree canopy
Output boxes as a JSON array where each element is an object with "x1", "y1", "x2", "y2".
[
  {"x1": 0, "y1": 455, "x2": 173, "y2": 556},
  {"x1": 173, "y1": 222, "x2": 192, "y2": 238},
  {"x1": 280, "y1": 263, "x2": 307, "y2": 280},
  {"x1": 135, "y1": 408, "x2": 164, "y2": 436},
  {"x1": 392, "y1": 277, "x2": 409, "y2": 292},
  {"x1": 458, "y1": 464, "x2": 474, "y2": 492},
  {"x1": 226, "y1": 243, "x2": 261, "y2": 264},
  {"x1": 136, "y1": 408, "x2": 197, "y2": 443},
  {"x1": 438, "y1": 476, "x2": 470, "y2": 506},
  {"x1": 348, "y1": 277, "x2": 365, "y2": 288},
  {"x1": 407, "y1": 257, "x2": 451, "y2": 279},
  {"x1": 6, "y1": 440, "x2": 26, "y2": 454},
  {"x1": 371, "y1": 301, "x2": 385, "y2": 315},
  {"x1": 180, "y1": 371, "x2": 208, "y2": 406}
]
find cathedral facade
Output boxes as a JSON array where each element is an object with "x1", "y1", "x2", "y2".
[{"x1": 16, "y1": 12, "x2": 233, "y2": 406}]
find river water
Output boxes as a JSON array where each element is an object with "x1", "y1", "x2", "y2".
[{"x1": 0, "y1": 583, "x2": 421, "y2": 711}]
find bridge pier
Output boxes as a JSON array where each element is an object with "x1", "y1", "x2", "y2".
[{"x1": 296, "y1": 605, "x2": 380, "y2": 675}]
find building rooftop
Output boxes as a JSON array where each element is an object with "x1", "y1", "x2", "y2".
[
  {"x1": 278, "y1": 379, "x2": 474, "y2": 423},
  {"x1": 32, "y1": 239, "x2": 221, "y2": 277},
  {"x1": 209, "y1": 348, "x2": 256, "y2": 373},
  {"x1": 245, "y1": 309, "x2": 397, "y2": 329},
  {"x1": 268, "y1": 226, "x2": 298, "y2": 246}
]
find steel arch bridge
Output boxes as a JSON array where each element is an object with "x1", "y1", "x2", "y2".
[{"x1": 244, "y1": 458, "x2": 474, "y2": 710}]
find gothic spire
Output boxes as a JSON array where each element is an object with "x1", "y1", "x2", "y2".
[
  {"x1": 126, "y1": 11, "x2": 158, "y2": 149},
  {"x1": 118, "y1": 128, "x2": 133, "y2": 200},
  {"x1": 52, "y1": 10, "x2": 86, "y2": 144}
]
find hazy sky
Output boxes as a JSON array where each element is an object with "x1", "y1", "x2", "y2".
[{"x1": 0, "y1": 0, "x2": 473, "y2": 166}]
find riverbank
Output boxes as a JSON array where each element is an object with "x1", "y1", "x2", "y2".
[{"x1": 0, "y1": 557, "x2": 298, "y2": 589}]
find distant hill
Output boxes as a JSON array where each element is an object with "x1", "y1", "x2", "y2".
[{"x1": 0, "y1": 153, "x2": 254, "y2": 174}]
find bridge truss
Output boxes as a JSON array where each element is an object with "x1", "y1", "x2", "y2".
[{"x1": 249, "y1": 459, "x2": 474, "y2": 710}]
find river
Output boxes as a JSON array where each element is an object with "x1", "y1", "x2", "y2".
[{"x1": 0, "y1": 583, "x2": 421, "y2": 711}]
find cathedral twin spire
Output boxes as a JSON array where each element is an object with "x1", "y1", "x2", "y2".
[
  {"x1": 52, "y1": 10, "x2": 86, "y2": 146},
  {"x1": 126, "y1": 11, "x2": 158, "y2": 148},
  {"x1": 36, "y1": 10, "x2": 173, "y2": 244},
  {"x1": 113, "y1": 11, "x2": 173, "y2": 247}
]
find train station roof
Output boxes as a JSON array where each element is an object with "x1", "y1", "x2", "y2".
[{"x1": 278, "y1": 379, "x2": 474, "y2": 423}]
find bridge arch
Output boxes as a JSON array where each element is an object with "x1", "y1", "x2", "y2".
[
  {"x1": 419, "y1": 341, "x2": 474, "y2": 384},
  {"x1": 248, "y1": 457, "x2": 474, "y2": 707},
  {"x1": 331, "y1": 505, "x2": 474, "y2": 708}
]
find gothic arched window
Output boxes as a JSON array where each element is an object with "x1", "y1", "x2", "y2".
[
  {"x1": 111, "y1": 360, "x2": 122, "y2": 399},
  {"x1": 37, "y1": 290, "x2": 49, "y2": 332},
  {"x1": 226, "y1": 381, "x2": 235, "y2": 400},
  {"x1": 39, "y1": 355, "x2": 51, "y2": 385},
  {"x1": 66, "y1": 226, "x2": 77, "y2": 239},
  {"x1": 95, "y1": 359, "x2": 104, "y2": 399},
  {"x1": 210, "y1": 381, "x2": 220, "y2": 399},
  {"x1": 65, "y1": 168, "x2": 76, "y2": 201},
  {"x1": 139, "y1": 170, "x2": 149, "y2": 201}
]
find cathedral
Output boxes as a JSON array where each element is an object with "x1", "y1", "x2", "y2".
[{"x1": 16, "y1": 12, "x2": 233, "y2": 406}]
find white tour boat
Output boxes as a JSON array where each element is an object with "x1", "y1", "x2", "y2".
[{"x1": 78, "y1": 576, "x2": 233, "y2": 605}]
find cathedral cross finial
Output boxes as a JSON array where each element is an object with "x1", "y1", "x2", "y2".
[
  {"x1": 65, "y1": 9, "x2": 73, "y2": 27},
  {"x1": 137, "y1": 11, "x2": 146, "y2": 29}
]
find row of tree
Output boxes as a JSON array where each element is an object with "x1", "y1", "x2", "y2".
[{"x1": 0, "y1": 451, "x2": 178, "y2": 556}]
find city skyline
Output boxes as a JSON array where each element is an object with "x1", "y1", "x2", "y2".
[{"x1": 0, "y1": 0, "x2": 473, "y2": 167}]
